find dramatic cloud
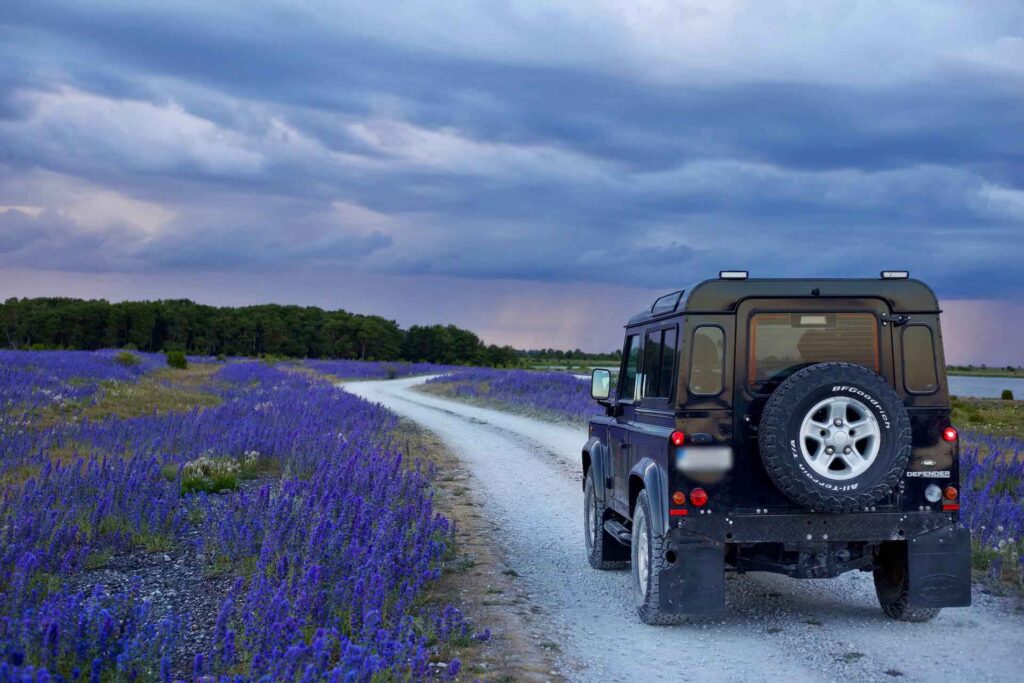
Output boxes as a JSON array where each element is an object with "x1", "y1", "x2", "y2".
[{"x1": 0, "y1": 1, "x2": 1022, "y2": 350}]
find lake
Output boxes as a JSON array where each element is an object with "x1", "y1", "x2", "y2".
[{"x1": 948, "y1": 375, "x2": 1024, "y2": 399}]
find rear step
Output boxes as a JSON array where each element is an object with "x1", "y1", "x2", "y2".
[{"x1": 603, "y1": 519, "x2": 632, "y2": 546}]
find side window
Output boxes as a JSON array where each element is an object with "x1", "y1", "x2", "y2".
[
  {"x1": 642, "y1": 330, "x2": 662, "y2": 396},
  {"x1": 642, "y1": 326, "x2": 677, "y2": 400},
  {"x1": 902, "y1": 325, "x2": 939, "y2": 394},
  {"x1": 619, "y1": 334, "x2": 640, "y2": 401},
  {"x1": 659, "y1": 328, "x2": 678, "y2": 398},
  {"x1": 690, "y1": 326, "x2": 724, "y2": 396}
]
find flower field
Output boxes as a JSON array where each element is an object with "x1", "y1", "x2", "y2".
[
  {"x1": 425, "y1": 367, "x2": 1024, "y2": 587},
  {"x1": 302, "y1": 360, "x2": 453, "y2": 381},
  {"x1": 423, "y1": 368, "x2": 600, "y2": 424},
  {"x1": 1, "y1": 351, "x2": 472, "y2": 681}
]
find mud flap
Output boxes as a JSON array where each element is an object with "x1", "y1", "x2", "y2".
[
  {"x1": 907, "y1": 525, "x2": 972, "y2": 608},
  {"x1": 659, "y1": 535, "x2": 726, "y2": 615}
]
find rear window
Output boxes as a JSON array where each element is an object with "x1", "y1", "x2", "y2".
[
  {"x1": 749, "y1": 312, "x2": 879, "y2": 392},
  {"x1": 902, "y1": 325, "x2": 939, "y2": 394}
]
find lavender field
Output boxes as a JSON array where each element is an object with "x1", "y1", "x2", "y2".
[
  {"x1": 0, "y1": 351, "x2": 473, "y2": 681},
  {"x1": 302, "y1": 360, "x2": 454, "y2": 381},
  {"x1": 424, "y1": 367, "x2": 1024, "y2": 588},
  {"x1": 423, "y1": 368, "x2": 601, "y2": 424}
]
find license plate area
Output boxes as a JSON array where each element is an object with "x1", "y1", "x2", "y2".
[{"x1": 675, "y1": 446, "x2": 733, "y2": 474}]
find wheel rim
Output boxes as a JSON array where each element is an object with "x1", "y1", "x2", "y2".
[
  {"x1": 634, "y1": 506, "x2": 649, "y2": 601},
  {"x1": 584, "y1": 478, "x2": 595, "y2": 552},
  {"x1": 799, "y1": 396, "x2": 881, "y2": 480}
]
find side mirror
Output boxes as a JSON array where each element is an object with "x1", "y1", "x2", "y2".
[{"x1": 591, "y1": 368, "x2": 611, "y2": 401}]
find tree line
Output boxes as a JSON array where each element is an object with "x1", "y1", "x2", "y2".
[{"x1": 0, "y1": 297, "x2": 521, "y2": 366}]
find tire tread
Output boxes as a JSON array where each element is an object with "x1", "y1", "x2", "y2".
[{"x1": 758, "y1": 362, "x2": 911, "y2": 513}]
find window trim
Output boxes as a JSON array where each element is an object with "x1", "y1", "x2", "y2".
[
  {"x1": 688, "y1": 323, "x2": 726, "y2": 397},
  {"x1": 618, "y1": 333, "x2": 641, "y2": 403},
  {"x1": 900, "y1": 323, "x2": 940, "y2": 396},
  {"x1": 640, "y1": 323, "x2": 678, "y2": 402},
  {"x1": 746, "y1": 309, "x2": 882, "y2": 396}
]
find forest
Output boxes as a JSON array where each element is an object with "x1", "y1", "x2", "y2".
[{"x1": 0, "y1": 297, "x2": 521, "y2": 366}]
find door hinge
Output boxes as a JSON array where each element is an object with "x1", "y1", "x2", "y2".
[{"x1": 881, "y1": 314, "x2": 911, "y2": 326}]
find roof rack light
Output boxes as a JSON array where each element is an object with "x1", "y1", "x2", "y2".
[
  {"x1": 719, "y1": 270, "x2": 748, "y2": 280},
  {"x1": 881, "y1": 270, "x2": 909, "y2": 279}
]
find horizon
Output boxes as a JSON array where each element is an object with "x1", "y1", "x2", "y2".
[
  {"x1": 3, "y1": 275, "x2": 1021, "y2": 366},
  {"x1": 2, "y1": 2, "x2": 1023, "y2": 363}
]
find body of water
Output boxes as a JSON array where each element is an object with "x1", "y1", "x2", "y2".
[{"x1": 948, "y1": 375, "x2": 1024, "y2": 399}]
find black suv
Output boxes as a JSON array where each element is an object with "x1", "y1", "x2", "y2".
[{"x1": 582, "y1": 272, "x2": 971, "y2": 624}]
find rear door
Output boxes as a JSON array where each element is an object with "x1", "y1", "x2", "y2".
[{"x1": 732, "y1": 298, "x2": 895, "y2": 510}]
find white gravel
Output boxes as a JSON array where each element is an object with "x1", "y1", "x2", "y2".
[{"x1": 346, "y1": 376, "x2": 1024, "y2": 683}]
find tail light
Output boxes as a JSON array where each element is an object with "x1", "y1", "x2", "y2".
[
  {"x1": 690, "y1": 488, "x2": 708, "y2": 507},
  {"x1": 942, "y1": 426, "x2": 958, "y2": 442},
  {"x1": 672, "y1": 490, "x2": 686, "y2": 505},
  {"x1": 942, "y1": 485, "x2": 960, "y2": 511},
  {"x1": 670, "y1": 430, "x2": 686, "y2": 447}
]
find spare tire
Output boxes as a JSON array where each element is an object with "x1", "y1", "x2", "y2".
[{"x1": 758, "y1": 362, "x2": 911, "y2": 513}]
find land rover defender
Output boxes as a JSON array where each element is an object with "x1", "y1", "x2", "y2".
[{"x1": 582, "y1": 272, "x2": 971, "y2": 624}]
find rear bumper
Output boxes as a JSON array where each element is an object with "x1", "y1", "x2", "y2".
[
  {"x1": 670, "y1": 510, "x2": 957, "y2": 543},
  {"x1": 655, "y1": 514, "x2": 971, "y2": 615}
]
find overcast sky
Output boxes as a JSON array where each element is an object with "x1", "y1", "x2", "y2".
[{"x1": 1, "y1": 2, "x2": 1023, "y2": 361}]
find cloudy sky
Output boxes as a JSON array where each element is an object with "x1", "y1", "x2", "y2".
[{"x1": 1, "y1": 1, "x2": 1023, "y2": 361}]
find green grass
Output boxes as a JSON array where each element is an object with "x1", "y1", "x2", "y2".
[
  {"x1": 35, "y1": 365, "x2": 224, "y2": 428},
  {"x1": 951, "y1": 396, "x2": 1024, "y2": 438}
]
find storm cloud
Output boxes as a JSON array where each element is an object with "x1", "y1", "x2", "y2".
[{"x1": 1, "y1": 1, "x2": 1023, "y2": 338}]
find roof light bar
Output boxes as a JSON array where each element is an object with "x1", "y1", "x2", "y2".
[
  {"x1": 719, "y1": 270, "x2": 748, "y2": 280},
  {"x1": 881, "y1": 270, "x2": 909, "y2": 279}
]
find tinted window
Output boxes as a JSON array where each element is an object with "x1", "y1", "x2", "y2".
[
  {"x1": 749, "y1": 312, "x2": 878, "y2": 391},
  {"x1": 659, "y1": 328, "x2": 677, "y2": 398},
  {"x1": 902, "y1": 325, "x2": 939, "y2": 394},
  {"x1": 620, "y1": 334, "x2": 640, "y2": 401},
  {"x1": 690, "y1": 326, "x2": 724, "y2": 395},
  {"x1": 643, "y1": 330, "x2": 662, "y2": 394},
  {"x1": 642, "y1": 327, "x2": 677, "y2": 399}
]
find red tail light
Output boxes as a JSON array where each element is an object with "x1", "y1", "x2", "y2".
[
  {"x1": 942, "y1": 426, "x2": 958, "y2": 442},
  {"x1": 690, "y1": 488, "x2": 708, "y2": 507},
  {"x1": 670, "y1": 430, "x2": 686, "y2": 447},
  {"x1": 944, "y1": 486, "x2": 958, "y2": 500}
]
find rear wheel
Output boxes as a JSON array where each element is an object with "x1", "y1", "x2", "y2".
[
  {"x1": 584, "y1": 469, "x2": 629, "y2": 569},
  {"x1": 631, "y1": 490, "x2": 685, "y2": 625},
  {"x1": 874, "y1": 542, "x2": 941, "y2": 622}
]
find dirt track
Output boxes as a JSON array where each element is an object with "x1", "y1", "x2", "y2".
[{"x1": 347, "y1": 376, "x2": 1024, "y2": 683}]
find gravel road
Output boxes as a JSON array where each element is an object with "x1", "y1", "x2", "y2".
[{"x1": 346, "y1": 376, "x2": 1024, "y2": 683}]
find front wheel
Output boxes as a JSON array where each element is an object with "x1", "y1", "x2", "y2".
[
  {"x1": 631, "y1": 490, "x2": 685, "y2": 625},
  {"x1": 873, "y1": 542, "x2": 941, "y2": 622}
]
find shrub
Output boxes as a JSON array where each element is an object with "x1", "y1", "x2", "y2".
[
  {"x1": 166, "y1": 350, "x2": 188, "y2": 369},
  {"x1": 1001, "y1": 389, "x2": 1014, "y2": 400},
  {"x1": 180, "y1": 455, "x2": 240, "y2": 494},
  {"x1": 115, "y1": 350, "x2": 141, "y2": 367}
]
